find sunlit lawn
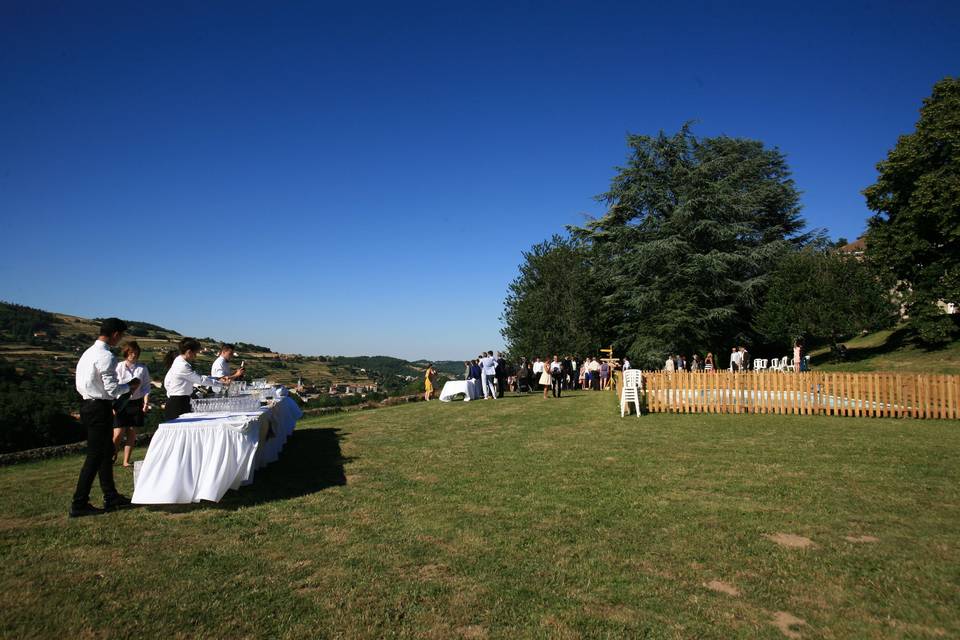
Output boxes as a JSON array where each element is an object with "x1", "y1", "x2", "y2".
[{"x1": 1, "y1": 390, "x2": 958, "y2": 639}]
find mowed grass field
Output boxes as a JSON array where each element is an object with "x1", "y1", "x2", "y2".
[{"x1": 1, "y1": 391, "x2": 958, "y2": 639}]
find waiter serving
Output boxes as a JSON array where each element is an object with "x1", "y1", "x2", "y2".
[
  {"x1": 211, "y1": 343, "x2": 245, "y2": 381},
  {"x1": 163, "y1": 338, "x2": 230, "y2": 420}
]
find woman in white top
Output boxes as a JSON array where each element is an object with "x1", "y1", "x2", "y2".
[
  {"x1": 114, "y1": 341, "x2": 150, "y2": 467},
  {"x1": 163, "y1": 338, "x2": 229, "y2": 420},
  {"x1": 538, "y1": 358, "x2": 552, "y2": 399}
]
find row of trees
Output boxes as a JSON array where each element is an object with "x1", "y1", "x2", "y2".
[{"x1": 502, "y1": 78, "x2": 958, "y2": 368}]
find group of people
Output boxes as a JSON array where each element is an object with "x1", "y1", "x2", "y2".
[
  {"x1": 425, "y1": 354, "x2": 629, "y2": 402},
  {"x1": 662, "y1": 341, "x2": 807, "y2": 372},
  {"x1": 70, "y1": 317, "x2": 248, "y2": 518}
]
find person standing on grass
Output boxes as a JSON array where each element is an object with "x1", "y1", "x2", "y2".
[
  {"x1": 664, "y1": 355, "x2": 675, "y2": 372},
  {"x1": 794, "y1": 340, "x2": 803, "y2": 372},
  {"x1": 539, "y1": 358, "x2": 553, "y2": 399},
  {"x1": 424, "y1": 364, "x2": 436, "y2": 401},
  {"x1": 599, "y1": 359, "x2": 610, "y2": 390},
  {"x1": 495, "y1": 353, "x2": 507, "y2": 398},
  {"x1": 480, "y1": 351, "x2": 498, "y2": 399},
  {"x1": 589, "y1": 357, "x2": 601, "y2": 389},
  {"x1": 113, "y1": 341, "x2": 150, "y2": 469},
  {"x1": 549, "y1": 356, "x2": 562, "y2": 396},
  {"x1": 704, "y1": 352, "x2": 715, "y2": 371},
  {"x1": 71, "y1": 318, "x2": 139, "y2": 518}
]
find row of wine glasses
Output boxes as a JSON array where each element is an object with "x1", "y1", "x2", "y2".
[{"x1": 190, "y1": 396, "x2": 261, "y2": 413}]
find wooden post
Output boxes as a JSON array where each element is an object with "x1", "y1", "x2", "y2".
[{"x1": 949, "y1": 375, "x2": 956, "y2": 420}]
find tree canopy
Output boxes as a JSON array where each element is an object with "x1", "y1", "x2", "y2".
[
  {"x1": 864, "y1": 76, "x2": 960, "y2": 344},
  {"x1": 754, "y1": 248, "x2": 897, "y2": 356},
  {"x1": 569, "y1": 125, "x2": 812, "y2": 368},
  {"x1": 500, "y1": 234, "x2": 606, "y2": 359}
]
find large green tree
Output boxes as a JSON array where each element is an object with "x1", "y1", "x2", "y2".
[
  {"x1": 864, "y1": 77, "x2": 960, "y2": 344},
  {"x1": 754, "y1": 249, "x2": 897, "y2": 357},
  {"x1": 572, "y1": 125, "x2": 812, "y2": 368},
  {"x1": 501, "y1": 235, "x2": 606, "y2": 358}
]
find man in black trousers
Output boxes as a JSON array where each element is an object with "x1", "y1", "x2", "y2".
[{"x1": 70, "y1": 318, "x2": 139, "y2": 517}]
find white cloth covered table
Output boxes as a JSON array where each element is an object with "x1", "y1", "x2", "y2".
[
  {"x1": 439, "y1": 379, "x2": 480, "y2": 402},
  {"x1": 132, "y1": 397, "x2": 302, "y2": 504}
]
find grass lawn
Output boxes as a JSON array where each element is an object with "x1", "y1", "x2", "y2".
[
  {"x1": 812, "y1": 327, "x2": 960, "y2": 375},
  {"x1": 1, "y1": 391, "x2": 958, "y2": 639}
]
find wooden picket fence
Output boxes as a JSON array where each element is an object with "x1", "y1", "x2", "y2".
[{"x1": 633, "y1": 371, "x2": 960, "y2": 419}]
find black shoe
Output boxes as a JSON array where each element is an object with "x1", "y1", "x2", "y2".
[
  {"x1": 103, "y1": 494, "x2": 132, "y2": 511},
  {"x1": 69, "y1": 502, "x2": 104, "y2": 518}
]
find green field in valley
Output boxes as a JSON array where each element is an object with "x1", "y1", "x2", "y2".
[{"x1": 1, "y1": 390, "x2": 958, "y2": 639}]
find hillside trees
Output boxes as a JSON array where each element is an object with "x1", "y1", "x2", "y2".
[
  {"x1": 864, "y1": 76, "x2": 960, "y2": 344},
  {"x1": 570, "y1": 125, "x2": 813, "y2": 368},
  {"x1": 500, "y1": 234, "x2": 608, "y2": 358},
  {"x1": 755, "y1": 249, "x2": 898, "y2": 357}
]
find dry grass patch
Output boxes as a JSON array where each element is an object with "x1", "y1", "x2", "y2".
[
  {"x1": 771, "y1": 611, "x2": 808, "y2": 638},
  {"x1": 764, "y1": 532, "x2": 817, "y2": 548},
  {"x1": 704, "y1": 580, "x2": 740, "y2": 596}
]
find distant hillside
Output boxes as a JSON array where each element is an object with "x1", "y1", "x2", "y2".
[{"x1": 0, "y1": 300, "x2": 450, "y2": 394}]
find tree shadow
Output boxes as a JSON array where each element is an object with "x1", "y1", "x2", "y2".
[
  {"x1": 810, "y1": 328, "x2": 911, "y2": 366},
  {"x1": 146, "y1": 427, "x2": 352, "y2": 513}
]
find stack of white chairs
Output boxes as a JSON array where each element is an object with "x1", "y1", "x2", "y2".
[
  {"x1": 621, "y1": 369, "x2": 643, "y2": 418},
  {"x1": 753, "y1": 358, "x2": 769, "y2": 371},
  {"x1": 783, "y1": 355, "x2": 795, "y2": 372}
]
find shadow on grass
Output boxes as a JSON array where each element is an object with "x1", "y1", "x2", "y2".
[
  {"x1": 148, "y1": 427, "x2": 352, "y2": 513},
  {"x1": 810, "y1": 327, "x2": 912, "y2": 366}
]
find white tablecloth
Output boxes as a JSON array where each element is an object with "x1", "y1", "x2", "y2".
[
  {"x1": 439, "y1": 379, "x2": 480, "y2": 402},
  {"x1": 132, "y1": 397, "x2": 302, "y2": 504}
]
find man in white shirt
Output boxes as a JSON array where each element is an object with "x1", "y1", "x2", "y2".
[
  {"x1": 71, "y1": 318, "x2": 140, "y2": 517},
  {"x1": 211, "y1": 344, "x2": 245, "y2": 381},
  {"x1": 479, "y1": 351, "x2": 498, "y2": 399},
  {"x1": 730, "y1": 347, "x2": 742, "y2": 372}
]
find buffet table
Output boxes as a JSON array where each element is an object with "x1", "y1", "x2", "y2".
[
  {"x1": 132, "y1": 396, "x2": 302, "y2": 504},
  {"x1": 439, "y1": 379, "x2": 480, "y2": 402}
]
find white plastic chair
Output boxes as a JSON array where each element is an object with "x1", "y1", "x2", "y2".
[
  {"x1": 753, "y1": 358, "x2": 768, "y2": 371},
  {"x1": 621, "y1": 369, "x2": 642, "y2": 418},
  {"x1": 783, "y1": 356, "x2": 795, "y2": 372}
]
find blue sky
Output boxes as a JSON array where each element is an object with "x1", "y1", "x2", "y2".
[{"x1": 1, "y1": 1, "x2": 957, "y2": 359}]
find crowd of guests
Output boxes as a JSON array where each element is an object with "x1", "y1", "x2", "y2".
[{"x1": 423, "y1": 353, "x2": 631, "y2": 401}]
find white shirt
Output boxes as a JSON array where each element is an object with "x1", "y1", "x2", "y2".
[
  {"x1": 75, "y1": 340, "x2": 129, "y2": 401},
  {"x1": 623, "y1": 359, "x2": 631, "y2": 370},
  {"x1": 164, "y1": 355, "x2": 220, "y2": 396},
  {"x1": 480, "y1": 356, "x2": 497, "y2": 376},
  {"x1": 211, "y1": 355, "x2": 231, "y2": 378},
  {"x1": 550, "y1": 360, "x2": 562, "y2": 372},
  {"x1": 116, "y1": 361, "x2": 151, "y2": 401},
  {"x1": 571, "y1": 360, "x2": 577, "y2": 372},
  {"x1": 532, "y1": 361, "x2": 543, "y2": 374}
]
